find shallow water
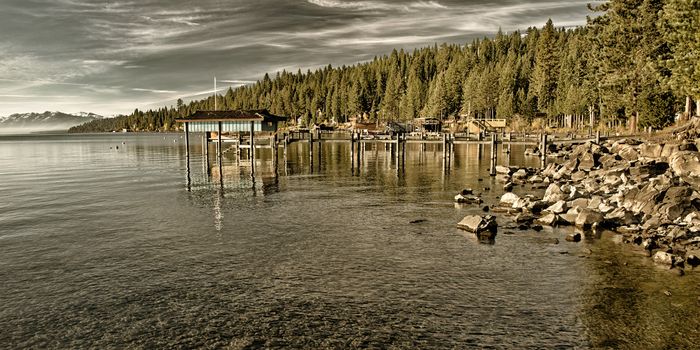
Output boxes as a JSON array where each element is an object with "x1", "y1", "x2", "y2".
[{"x1": 0, "y1": 133, "x2": 698, "y2": 349}]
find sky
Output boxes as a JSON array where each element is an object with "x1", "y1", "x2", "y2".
[{"x1": 0, "y1": 0, "x2": 594, "y2": 117}]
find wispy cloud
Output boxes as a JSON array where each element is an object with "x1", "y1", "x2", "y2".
[
  {"x1": 132, "y1": 88, "x2": 179, "y2": 94},
  {"x1": 306, "y1": 0, "x2": 447, "y2": 12},
  {"x1": 0, "y1": 94, "x2": 78, "y2": 98}
]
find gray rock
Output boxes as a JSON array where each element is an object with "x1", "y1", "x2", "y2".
[
  {"x1": 575, "y1": 209, "x2": 605, "y2": 229},
  {"x1": 579, "y1": 152, "x2": 598, "y2": 171},
  {"x1": 495, "y1": 165, "x2": 512, "y2": 175},
  {"x1": 512, "y1": 168, "x2": 528, "y2": 179},
  {"x1": 543, "y1": 184, "x2": 565, "y2": 204},
  {"x1": 512, "y1": 197, "x2": 531, "y2": 210},
  {"x1": 500, "y1": 192, "x2": 520, "y2": 206},
  {"x1": 545, "y1": 200, "x2": 568, "y2": 214},
  {"x1": 455, "y1": 194, "x2": 482, "y2": 204},
  {"x1": 605, "y1": 207, "x2": 639, "y2": 226},
  {"x1": 566, "y1": 233, "x2": 582, "y2": 242},
  {"x1": 639, "y1": 143, "x2": 663, "y2": 158},
  {"x1": 559, "y1": 213, "x2": 577, "y2": 225},
  {"x1": 536, "y1": 213, "x2": 559, "y2": 226},
  {"x1": 669, "y1": 151, "x2": 700, "y2": 178},
  {"x1": 457, "y1": 215, "x2": 498, "y2": 234},
  {"x1": 618, "y1": 145, "x2": 640, "y2": 161},
  {"x1": 653, "y1": 251, "x2": 679, "y2": 267},
  {"x1": 569, "y1": 198, "x2": 590, "y2": 209},
  {"x1": 515, "y1": 212, "x2": 536, "y2": 224},
  {"x1": 571, "y1": 171, "x2": 588, "y2": 182},
  {"x1": 680, "y1": 141, "x2": 698, "y2": 152},
  {"x1": 661, "y1": 143, "x2": 680, "y2": 158}
]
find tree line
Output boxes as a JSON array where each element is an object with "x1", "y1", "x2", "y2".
[{"x1": 70, "y1": 0, "x2": 700, "y2": 133}]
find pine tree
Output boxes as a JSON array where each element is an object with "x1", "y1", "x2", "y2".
[
  {"x1": 530, "y1": 19, "x2": 559, "y2": 116},
  {"x1": 660, "y1": 0, "x2": 700, "y2": 117}
]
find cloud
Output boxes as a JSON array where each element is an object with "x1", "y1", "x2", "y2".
[
  {"x1": 306, "y1": 0, "x2": 447, "y2": 12},
  {"x1": 132, "y1": 88, "x2": 179, "y2": 94},
  {"x1": 0, "y1": 94, "x2": 78, "y2": 98}
]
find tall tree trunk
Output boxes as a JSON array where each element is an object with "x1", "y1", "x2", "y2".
[
  {"x1": 629, "y1": 112, "x2": 638, "y2": 133},
  {"x1": 696, "y1": 99, "x2": 700, "y2": 118},
  {"x1": 685, "y1": 96, "x2": 692, "y2": 121}
]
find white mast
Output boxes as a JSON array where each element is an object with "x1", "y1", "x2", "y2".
[{"x1": 214, "y1": 76, "x2": 217, "y2": 111}]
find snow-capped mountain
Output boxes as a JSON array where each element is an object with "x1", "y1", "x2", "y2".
[{"x1": 0, "y1": 111, "x2": 102, "y2": 133}]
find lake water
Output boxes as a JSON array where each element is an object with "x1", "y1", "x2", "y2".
[{"x1": 1, "y1": 133, "x2": 698, "y2": 349}]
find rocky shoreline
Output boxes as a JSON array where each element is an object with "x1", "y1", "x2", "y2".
[{"x1": 458, "y1": 125, "x2": 700, "y2": 275}]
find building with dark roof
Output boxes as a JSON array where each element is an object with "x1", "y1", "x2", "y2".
[{"x1": 176, "y1": 109, "x2": 287, "y2": 134}]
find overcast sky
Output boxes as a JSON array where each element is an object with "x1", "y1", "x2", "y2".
[{"x1": 0, "y1": 0, "x2": 593, "y2": 117}]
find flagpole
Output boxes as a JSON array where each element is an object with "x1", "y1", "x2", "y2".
[{"x1": 214, "y1": 76, "x2": 217, "y2": 111}]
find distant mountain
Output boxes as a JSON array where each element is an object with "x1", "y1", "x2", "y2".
[{"x1": 0, "y1": 111, "x2": 102, "y2": 133}]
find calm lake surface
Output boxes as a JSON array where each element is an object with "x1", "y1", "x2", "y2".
[{"x1": 1, "y1": 133, "x2": 698, "y2": 349}]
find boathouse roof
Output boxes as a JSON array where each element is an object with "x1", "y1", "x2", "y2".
[{"x1": 176, "y1": 109, "x2": 287, "y2": 123}]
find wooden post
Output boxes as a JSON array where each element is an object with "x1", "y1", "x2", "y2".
[
  {"x1": 595, "y1": 130, "x2": 600, "y2": 144},
  {"x1": 350, "y1": 132, "x2": 355, "y2": 171},
  {"x1": 184, "y1": 122, "x2": 190, "y2": 158},
  {"x1": 250, "y1": 121, "x2": 255, "y2": 176},
  {"x1": 507, "y1": 132, "x2": 512, "y2": 154},
  {"x1": 217, "y1": 121, "x2": 222, "y2": 160},
  {"x1": 317, "y1": 131, "x2": 322, "y2": 171},
  {"x1": 309, "y1": 129, "x2": 314, "y2": 161},
  {"x1": 356, "y1": 132, "x2": 361, "y2": 169},
  {"x1": 217, "y1": 121, "x2": 223, "y2": 183},
  {"x1": 237, "y1": 132, "x2": 242, "y2": 161},
  {"x1": 395, "y1": 132, "x2": 400, "y2": 164},
  {"x1": 272, "y1": 133, "x2": 278, "y2": 170},
  {"x1": 442, "y1": 133, "x2": 447, "y2": 160},
  {"x1": 541, "y1": 133, "x2": 548, "y2": 169},
  {"x1": 203, "y1": 133, "x2": 210, "y2": 175},
  {"x1": 489, "y1": 133, "x2": 497, "y2": 176}
]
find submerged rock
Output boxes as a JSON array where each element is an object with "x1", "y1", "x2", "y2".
[
  {"x1": 653, "y1": 251, "x2": 681, "y2": 268},
  {"x1": 566, "y1": 233, "x2": 582, "y2": 242},
  {"x1": 457, "y1": 214, "x2": 498, "y2": 234},
  {"x1": 455, "y1": 193, "x2": 482, "y2": 204}
]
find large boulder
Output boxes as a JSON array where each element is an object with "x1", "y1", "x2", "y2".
[
  {"x1": 668, "y1": 151, "x2": 700, "y2": 178},
  {"x1": 457, "y1": 215, "x2": 498, "y2": 234}
]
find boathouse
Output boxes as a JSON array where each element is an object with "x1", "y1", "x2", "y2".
[
  {"x1": 176, "y1": 109, "x2": 287, "y2": 177},
  {"x1": 177, "y1": 109, "x2": 287, "y2": 135}
]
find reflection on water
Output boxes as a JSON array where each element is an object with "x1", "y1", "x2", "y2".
[{"x1": 0, "y1": 134, "x2": 698, "y2": 348}]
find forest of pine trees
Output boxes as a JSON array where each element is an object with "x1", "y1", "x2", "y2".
[{"x1": 70, "y1": 0, "x2": 700, "y2": 133}]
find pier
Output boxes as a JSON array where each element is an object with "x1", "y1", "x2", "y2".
[{"x1": 177, "y1": 110, "x2": 606, "y2": 189}]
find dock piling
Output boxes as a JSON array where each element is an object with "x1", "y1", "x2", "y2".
[{"x1": 489, "y1": 133, "x2": 497, "y2": 176}]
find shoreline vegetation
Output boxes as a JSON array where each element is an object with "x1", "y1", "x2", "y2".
[{"x1": 69, "y1": 0, "x2": 699, "y2": 135}]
